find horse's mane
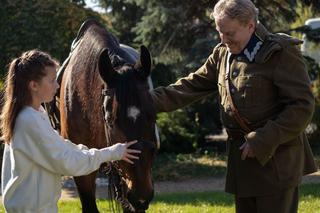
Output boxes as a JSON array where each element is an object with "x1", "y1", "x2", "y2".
[
  {"x1": 72, "y1": 21, "x2": 116, "y2": 88},
  {"x1": 70, "y1": 20, "x2": 137, "y2": 95},
  {"x1": 64, "y1": 22, "x2": 107, "y2": 138}
]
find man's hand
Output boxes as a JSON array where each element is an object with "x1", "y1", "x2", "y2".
[{"x1": 239, "y1": 141, "x2": 255, "y2": 160}]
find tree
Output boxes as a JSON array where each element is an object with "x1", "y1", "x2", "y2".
[
  {"x1": 0, "y1": 0, "x2": 107, "y2": 76},
  {"x1": 98, "y1": 0, "x2": 143, "y2": 44}
]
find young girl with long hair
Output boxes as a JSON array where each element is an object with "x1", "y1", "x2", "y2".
[{"x1": 0, "y1": 49, "x2": 140, "y2": 213}]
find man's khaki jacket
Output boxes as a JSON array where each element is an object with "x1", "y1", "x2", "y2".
[{"x1": 151, "y1": 23, "x2": 317, "y2": 197}]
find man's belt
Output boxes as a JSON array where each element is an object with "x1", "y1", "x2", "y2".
[{"x1": 226, "y1": 128, "x2": 246, "y2": 140}]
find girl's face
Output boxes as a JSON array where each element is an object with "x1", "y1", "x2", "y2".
[{"x1": 29, "y1": 66, "x2": 59, "y2": 106}]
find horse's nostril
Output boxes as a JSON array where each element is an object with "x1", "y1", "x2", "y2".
[
  {"x1": 127, "y1": 192, "x2": 151, "y2": 211},
  {"x1": 138, "y1": 200, "x2": 149, "y2": 211},
  {"x1": 139, "y1": 199, "x2": 146, "y2": 203}
]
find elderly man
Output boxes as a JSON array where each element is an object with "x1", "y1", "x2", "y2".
[{"x1": 151, "y1": 0, "x2": 317, "y2": 212}]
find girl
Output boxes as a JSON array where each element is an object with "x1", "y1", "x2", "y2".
[{"x1": 0, "y1": 50, "x2": 140, "y2": 213}]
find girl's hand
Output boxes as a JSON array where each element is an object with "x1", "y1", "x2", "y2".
[{"x1": 121, "y1": 140, "x2": 141, "y2": 164}]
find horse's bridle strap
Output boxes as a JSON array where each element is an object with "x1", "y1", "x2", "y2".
[{"x1": 102, "y1": 88, "x2": 115, "y2": 96}]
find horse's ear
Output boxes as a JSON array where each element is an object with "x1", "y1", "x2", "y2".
[
  {"x1": 99, "y1": 49, "x2": 115, "y2": 85},
  {"x1": 135, "y1": 45, "x2": 152, "y2": 79}
]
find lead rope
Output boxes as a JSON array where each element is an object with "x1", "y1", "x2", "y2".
[{"x1": 101, "y1": 88, "x2": 134, "y2": 212}]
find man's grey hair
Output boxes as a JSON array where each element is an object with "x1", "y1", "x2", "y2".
[{"x1": 210, "y1": 0, "x2": 259, "y2": 25}]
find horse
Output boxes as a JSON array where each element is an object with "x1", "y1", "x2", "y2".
[{"x1": 57, "y1": 19, "x2": 158, "y2": 213}]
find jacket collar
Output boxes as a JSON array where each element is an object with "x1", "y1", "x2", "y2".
[
  {"x1": 255, "y1": 22, "x2": 270, "y2": 42},
  {"x1": 232, "y1": 22, "x2": 269, "y2": 63},
  {"x1": 238, "y1": 33, "x2": 263, "y2": 62}
]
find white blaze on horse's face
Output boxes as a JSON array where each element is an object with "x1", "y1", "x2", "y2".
[{"x1": 127, "y1": 106, "x2": 140, "y2": 122}]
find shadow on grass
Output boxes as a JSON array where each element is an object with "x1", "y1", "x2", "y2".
[
  {"x1": 152, "y1": 153, "x2": 227, "y2": 181},
  {"x1": 300, "y1": 183, "x2": 320, "y2": 198},
  {"x1": 152, "y1": 191, "x2": 234, "y2": 206},
  {"x1": 151, "y1": 184, "x2": 320, "y2": 207},
  {"x1": 153, "y1": 162, "x2": 226, "y2": 180}
]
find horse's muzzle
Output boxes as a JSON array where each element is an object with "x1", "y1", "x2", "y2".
[{"x1": 127, "y1": 189, "x2": 154, "y2": 211}]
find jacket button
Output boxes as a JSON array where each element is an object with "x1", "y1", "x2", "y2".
[
  {"x1": 232, "y1": 71, "x2": 238, "y2": 77},
  {"x1": 227, "y1": 105, "x2": 232, "y2": 112}
]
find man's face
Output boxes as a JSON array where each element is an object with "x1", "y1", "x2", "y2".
[{"x1": 215, "y1": 16, "x2": 255, "y2": 54}]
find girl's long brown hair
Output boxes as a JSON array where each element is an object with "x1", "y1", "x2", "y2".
[{"x1": 0, "y1": 50, "x2": 58, "y2": 143}]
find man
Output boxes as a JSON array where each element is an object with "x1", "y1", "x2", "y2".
[{"x1": 151, "y1": 0, "x2": 317, "y2": 212}]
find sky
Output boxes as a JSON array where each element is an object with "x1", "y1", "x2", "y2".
[{"x1": 84, "y1": 0, "x2": 106, "y2": 13}]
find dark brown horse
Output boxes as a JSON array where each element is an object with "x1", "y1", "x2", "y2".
[{"x1": 58, "y1": 19, "x2": 157, "y2": 213}]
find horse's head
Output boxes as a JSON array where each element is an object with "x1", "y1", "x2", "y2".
[{"x1": 99, "y1": 45, "x2": 157, "y2": 212}]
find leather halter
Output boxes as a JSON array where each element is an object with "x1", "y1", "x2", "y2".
[
  {"x1": 100, "y1": 86, "x2": 157, "y2": 211},
  {"x1": 100, "y1": 87, "x2": 134, "y2": 210}
]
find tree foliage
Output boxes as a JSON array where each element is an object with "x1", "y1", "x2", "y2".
[
  {"x1": 0, "y1": 0, "x2": 106, "y2": 75},
  {"x1": 98, "y1": 0, "x2": 143, "y2": 44}
]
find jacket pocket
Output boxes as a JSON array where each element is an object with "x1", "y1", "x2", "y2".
[
  {"x1": 273, "y1": 140, "x2": 303, "y2": 181},
  {"x1": 237, "y1": 75, "x2": 271, "y2": 108}
]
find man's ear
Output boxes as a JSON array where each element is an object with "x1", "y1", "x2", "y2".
[{"x1": 248, "y1": 19, "x2": 255, "y2": 32}]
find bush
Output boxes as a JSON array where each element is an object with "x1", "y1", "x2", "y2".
[
  {"x1": 156, "y1": 97, "x2": 223, "y2": 154},
  {"x1": 156, "y1": 109, "x2": 198, "y2": 153}
]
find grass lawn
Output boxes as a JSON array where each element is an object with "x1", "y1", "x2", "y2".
[
  {"x1": 1, "y1": 184, "x2": 318, "y2": 213},
  {"x1": 59, "y1": 184, "x2": 320, "y2": 212}
]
